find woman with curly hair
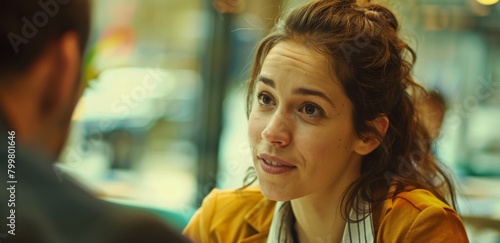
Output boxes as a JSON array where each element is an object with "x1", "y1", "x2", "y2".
[{"x1": 184, "y1": 1, "x2": 468, "y2": 242}]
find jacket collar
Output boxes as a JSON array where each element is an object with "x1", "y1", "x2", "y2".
[{"x1": 242, "y1": 194, "x2": 276, "y2": 241}]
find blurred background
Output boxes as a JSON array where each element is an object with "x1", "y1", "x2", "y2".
[{"x1": 58, "y1": 0, "x2": 500, "y2": 240}]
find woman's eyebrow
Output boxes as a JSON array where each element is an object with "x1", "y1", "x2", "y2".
[
  {"x1": 258, "y1": 75, "x2": 275, "y2": 88},
  {"x1": 293, "y1": 88, "x2": 335, "y2": 107},
  {"x1": 258, "y1": 75, "x2": 335, "y2": 107}
]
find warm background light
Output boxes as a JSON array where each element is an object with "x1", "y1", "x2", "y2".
[{"x1": 476, "y1": 0, "x2": 499, "y2": 6}]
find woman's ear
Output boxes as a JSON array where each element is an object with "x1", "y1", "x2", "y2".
[{"x1": 353, "y1": 115, "x2": 389, "y2": 155}]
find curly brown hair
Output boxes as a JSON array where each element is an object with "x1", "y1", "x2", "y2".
[{"x1": 244, "y1": 0, "x2": 457, "y2": 221}]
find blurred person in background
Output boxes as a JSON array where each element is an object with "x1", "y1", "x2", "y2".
[
  {"x1": 184, "y1": 0, "x2": 468, "y2": 242},
  {"x1": 419, "y1": 90, "x2": 447, "y2": 142},
  {"x1": 212, "y1": 0, "x2": 245, "y2": 13},
  {"x1": 0, "y1": 0, "x2": 189, "y2": 242}
]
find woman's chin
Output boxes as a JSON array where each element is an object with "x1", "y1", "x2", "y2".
[{"x1": 258, "y1": 181, "x2": 297, "y2": 202}]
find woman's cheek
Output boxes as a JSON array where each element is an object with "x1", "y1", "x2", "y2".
[{"x1": 248, "y1": 113, "x2": 264, "y2": 144}]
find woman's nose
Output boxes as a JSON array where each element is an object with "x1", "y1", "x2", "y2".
[{"x1": 261, "y1": 111, "x2": 291, "y2": 147}]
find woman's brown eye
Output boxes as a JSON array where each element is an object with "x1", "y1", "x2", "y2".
[
  {"x1": 257, "y1": 92, "x2": 275, "y2": 106},
  {"x1": 262, "y1": 95, "x2": 271, "y2": 104},
  {"x1": 305, "y1": 104, "x2": 316, "y2": 114},
  {"x1": 301, "y1": 103, "x2": 323, "y2": 117}
]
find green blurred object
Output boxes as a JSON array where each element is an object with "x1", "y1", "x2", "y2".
[{"x1": 82, "y1": 45, "x2": 99, "y2": 89}]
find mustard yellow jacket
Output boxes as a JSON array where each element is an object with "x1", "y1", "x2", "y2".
[{"x1": 183, "y1": 186, "x2": 468, "y2": 243}]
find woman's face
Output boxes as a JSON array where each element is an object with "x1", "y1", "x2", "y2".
[{"x1": 248, "y1": 41, "x2": 365, "y2": 201}]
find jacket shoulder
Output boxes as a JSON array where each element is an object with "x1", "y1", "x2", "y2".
[
  {"x1": 395, "y1": 189, "x2": 451, "y2": 211},
  {"x1": 377, "y1": 189, "x2": 468, "y2": 242},
  {"x1": 208, "y1": 186, "x2": 267, "y2": 205},
  {"x1": 183, "y1": 186, "x2": 275, "y2": 243}
]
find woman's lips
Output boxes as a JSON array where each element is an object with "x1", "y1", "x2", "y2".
[{"x1": 258, "y1": 154, "x2": 296, "y2": 175}]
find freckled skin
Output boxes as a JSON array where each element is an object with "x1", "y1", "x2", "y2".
[{"x1": 247, "y1": 41, "x2": 365, "y2": 201}]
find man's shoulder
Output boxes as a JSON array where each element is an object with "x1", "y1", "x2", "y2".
[
  {"x1": 1, "y1": 146, "x2": 189, "y2": 243},
  {"x1": 106, "y1": 207, "x2": 190, "y2": 243}
]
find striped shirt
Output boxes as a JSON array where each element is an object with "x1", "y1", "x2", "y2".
[{"x1": 267, "y1": 201, "x2": 374, "y2": 243}]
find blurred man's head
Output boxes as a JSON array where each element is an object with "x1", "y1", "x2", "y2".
[{"x1": 0, "y1": 0, "x2": 91, "y2": 158}]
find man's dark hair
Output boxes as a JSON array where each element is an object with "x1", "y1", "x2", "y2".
[{"x1": 0, "y1": 0, "x2": 90, "y2": 75}]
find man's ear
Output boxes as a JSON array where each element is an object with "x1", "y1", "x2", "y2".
[
  {"x1": 40, "y1": 31, "x2": 82, "y2": 115},
  {"x1": 58, "y1": 31, "x2": 82, "y2": 99},
  {"x1": 353, "y1": 115, "x2": 389, "y2": 156}
]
